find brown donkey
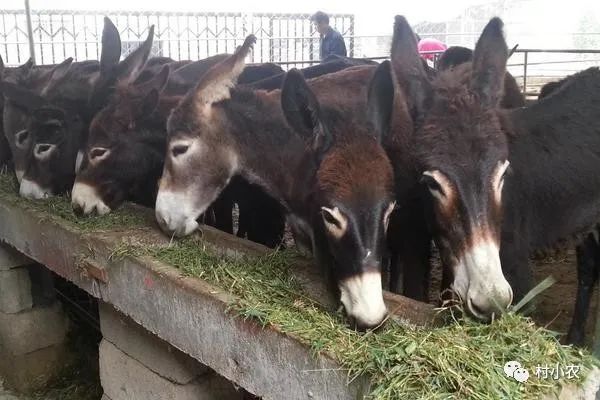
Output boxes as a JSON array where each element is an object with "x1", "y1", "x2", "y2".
[
  {"x1": 155, "y1": 36, "x2": 397, "y2": 329},
  {"x1": 377, "y1": 16, "x2": 600, "y2": 336},
  {"x1": 370, "y1": 16, "x2": 514, "y2": 319}
]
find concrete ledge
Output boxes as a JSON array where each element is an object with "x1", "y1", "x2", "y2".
[
  {"x1": 99, "y1": 302, "x2": 210, "y2": 384},
  {"x1": 0, "y1": 199, "x2": 436, "y2": 399},
  {"x1": 0, "y1": 268, "x2": 32, "y2": 313},
  {"x1": 0, "y1": 302, "x2": 68, "y2": 355},
  {"x1": 100, "y1": 340, "x2": 242, "y2": 400}
]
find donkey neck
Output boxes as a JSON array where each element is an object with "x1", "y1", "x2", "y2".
[{"x1": 224, "y1": 88, "x2": 314, "y2": 214}]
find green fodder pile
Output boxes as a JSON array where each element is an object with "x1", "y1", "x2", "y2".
[
  {"x1": 0, "y1": 173, "x2": 148, "y2": 231},
  {"x1": 147, "y1": 238, "x2": 599, "y2": 400},
  {"x1": 1, "y1": 171, "x2": 598, "y2": 399}
]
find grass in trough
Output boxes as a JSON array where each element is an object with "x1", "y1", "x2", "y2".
[
  {"x1": 0, "y1": 170, "x2": 598, "y2": 399},
  {"x1": 0, "y1": 172, "x2": 148, "y2": 231},
  {"x1": 147, "y1": 237, "x2": 600, "y2": 400}
]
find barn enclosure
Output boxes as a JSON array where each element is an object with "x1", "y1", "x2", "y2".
[{"x1": 2, "y1": 4, "x2": 600, "y2": 400}]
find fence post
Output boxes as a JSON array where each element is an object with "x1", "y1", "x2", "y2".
[
  {"x1": 522, "y1": 51, "x2": 528, "y2": 94},
  {"x1": 24, "y1": 0, "x2": 36, "y2": 63}
]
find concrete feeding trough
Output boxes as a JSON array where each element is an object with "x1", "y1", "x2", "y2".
[{"x1": 0, "y1": 192, "x2": 436, "y2": 399}]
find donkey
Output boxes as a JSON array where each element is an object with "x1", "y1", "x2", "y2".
[
  {"x1": 368, "y1": 16, "x2": 514, "y2": 318},
  {"x1": 155, "y1": 37, "x2": 398, "y2": 329},
  {"x1": 72, "y1": 56, "x2": 283, "y2": 245},
  {"x1": 1, "y1": 58, "x2": 76, "y2": 183},
  {"x1": 0, "y1": 55, "x2": 12, "y2": 168},
  {"x1": 72, "y1": 65, "x2": 173, "y2": 215},
  {"x1": 1, "y1": 59, "x2": 100, "y2": 198},
  {"x1": 246, "y1": 56, "x2": 376, "y2": 91},
  {"x1": 536, "y1": 76, "x2": 600, "y2": 345},
  {"x1": 379, "y1": 16, "x2": 600, "y2": 332}
]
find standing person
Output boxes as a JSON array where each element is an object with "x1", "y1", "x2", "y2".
[
  {"x1": 417, "y1": 37, "x2": 447, "y2": 67},
  {"x1": 311, "y1": 11, "x2": 347, "y2": 61}
]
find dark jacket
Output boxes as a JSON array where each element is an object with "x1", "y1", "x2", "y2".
[{"x1": 319, "y1": 27, "x2": 347, "y2": 60}]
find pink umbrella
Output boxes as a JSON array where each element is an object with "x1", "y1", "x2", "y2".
[{"x1": 418, "y1": 38, "x2": 447, "y2": 60}]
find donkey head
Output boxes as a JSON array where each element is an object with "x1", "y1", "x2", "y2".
[
  {"x1": 1, "y1": 58, "x2": 69, "y2": 183},
  {"x1": 388, "y1": 16, "x2": 513, "y2": 320},
  {"x1": 281, "y1": 68, "x2": 396, "y2": 329},
  {"x1": 155, "y1": 35, "x2": 256, "y2": 236},
  {"x1": 72, "y1": 66, "x2": 170, "y2": 215}
]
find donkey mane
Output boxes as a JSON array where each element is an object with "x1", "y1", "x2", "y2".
[
  {"x1": 416, "y1": 63, "x2": 507, "y2": 169},
  {"x1": 318, "y1": 136, "x2": 393, "y2": 201}
]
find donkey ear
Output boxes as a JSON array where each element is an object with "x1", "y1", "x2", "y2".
[
  {"x1": 0, "y1": 54, "x2": 4, "y2": 80},
  {"x1": 116, "y1": 25, "x2": 155, "y2": 85},
  {"x1": 135, "y1": 64, "x2": 170, "y2": 94},
  {"x1": 0, "y1": 82, "x2": 46, "y2": 110},
  {"x1": 281, "y1": 69, "x2": 332, "y2": 155},
  {"x1": 390, "y1": 15, "x2": 431, "y2": 120},
  {"x1": 41, "y1": 57, "x2": 73, "y2": 96},
  {"x1": 191, "y1": 35, "x2": 255, "y2": 111},
  {"x1": 368, "y1": 61, "x2": 395, "y2": 142},
  {"x1": 14, "y1": 58, "x2": 34, "y2": 79},
  {"x1": 170, "y1": 53, "x2": 231, "y2": 86},
  {"x1": 100, "y1": 17, "x2": 122, "y2": 74},
  {"x1": 471, "y1": 18, "x2": 508, "y2": 108}
]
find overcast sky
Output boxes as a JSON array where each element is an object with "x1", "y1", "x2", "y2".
[{"x1": 4, "y1": 0, "x2": 600, "y2": 39}]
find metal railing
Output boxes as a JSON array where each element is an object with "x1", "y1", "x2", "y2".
[{"x1": 0, "y1": 9, "x2": 354, "y2": 66}]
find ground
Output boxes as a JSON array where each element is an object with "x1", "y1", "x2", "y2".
[{"x1": 0, "y1": 380, "x2": 26, "y2": 400}]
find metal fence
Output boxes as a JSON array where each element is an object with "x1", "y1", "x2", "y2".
[{"x1": 0, "y1": 9, "x2": 354, "y2": 66}]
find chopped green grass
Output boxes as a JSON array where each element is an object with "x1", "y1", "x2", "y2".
[
  {"x1": 0, "y1": 171, "x2": 598, "y2": 399},
  {"x1": 0, "y1": 172, "x2": 148, "y2": 231},
  {"x1": 146, "y1": 237, "x2": 599, "y2": 400}
]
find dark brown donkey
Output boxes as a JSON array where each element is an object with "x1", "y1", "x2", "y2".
[
  {"x1": 370, "y1": 16, "x2": 514, "y2": 319},
  {"x1": 1, "y1": 59, "x2": 100, "y2": 198},
  {"x1": 379, "y1": 16, "x2": 600, "y2": 333},
  {"x1": 155, "y1": 37, "x2": 397, "y2": 329},
  {"x1": 1, "y1": 58, "x2": 77, "y2": 183},
  {"x1": 72, "y1": 65, "x2": 173, "y2": 214}
]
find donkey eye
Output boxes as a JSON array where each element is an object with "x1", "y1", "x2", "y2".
[
  {"x1": 421, "y1": 175, "x2": 445, "y2": 197},
  {"x1": 171, "y1": 144, "x2": 189, "y2": 158},
  {"x1": 89, "y1": 147, "x2": 109, "y2": 161},
  {"x1": 322, "y1": 209, "x2": 341, "y2": 228},
  {"x1": 321, "y1": 206, "x2": 348, "y2": 239}
]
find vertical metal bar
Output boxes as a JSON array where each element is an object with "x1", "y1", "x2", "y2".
[
  {"x1": 349, "y1": 16, "x2": 355, "y2": 57},
  {"x1": 523, "y1": 51, "x2": 528, "y2": 94},
  {"x1": 60, "y1": 13, "x2": 66, "y2": 62},
  {"x1": 72, "y1": 14, "x2": 78, "y2": 60},
  {"x1": 24, "y1": 0, "x2": 36, "y2": 63},
  {"x1": 93, "y1": 14, "x2": 99, "y2": 60},
  {"x1": 37, "y1": 10, "x2": 44, "y2": 63},
  {"x1": 267, "y1": 17, "x2": 272, "y2": 63},
  {"x1": 49, "y1": 13, "x2": 56, "y2": 62},
  {"x1": 1, "y1": 13, "x2": 7, "y2": 63},
  {"x1": 205, "y1": 14, "x2": 209, "y2": 56}
]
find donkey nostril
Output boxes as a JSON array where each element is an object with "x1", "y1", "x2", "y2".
[
  {"x1": 467, "y1": 297, "x2": 491, "y2": 320},
  {"x1": 73, "y1": 203, "x2": 84, "y2": 217},
  {"x1": 37, "y1": 144, "x2": 52, "y2": 153}
]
